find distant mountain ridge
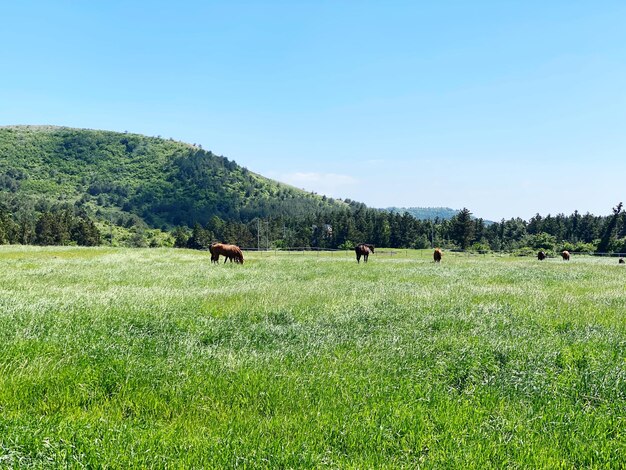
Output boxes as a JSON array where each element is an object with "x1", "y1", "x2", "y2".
[
  {"x1": 384, "y1": 206, "x2": 494, "y2": 224},
  {"x1": 384, "y1": 206, "x2": 459, "y2": 220}
]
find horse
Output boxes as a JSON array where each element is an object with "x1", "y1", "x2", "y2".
[
  {"x1": 209, "y1": 242, "x2": 244, "y2": 264},
  {"x1": 561, "y1": 250, "x2": 570, "y2": 261},
  {"x1": 537, "y1": 251, "x2": 547, "y2": 261},
  {"x1": 619, "y1": 257, "x2": 625, "y2": 264},
  {"x1": 355, "y1": 243, "x2": 374, "y2": 263},
  {"x1": 209, "y1": 243, "x2": 218, "y2": 264},
  {"x1": 433, "y1": 248, "x2": 442, "y2": 263}
]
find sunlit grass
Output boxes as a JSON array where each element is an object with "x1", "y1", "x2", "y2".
[{"x1": 0, "y1": 247, "x2": 625, "y2": 467}]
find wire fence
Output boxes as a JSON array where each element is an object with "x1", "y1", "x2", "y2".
[
  {"x1": 238, "y1": 247, "x2": 409, "y2": 258},
  {"x1": 236, "y1": 247, "x2": 626, "y2": 259}
]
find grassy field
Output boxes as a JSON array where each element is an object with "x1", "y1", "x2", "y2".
[{"x1": 0, "y1": 246, "x2": 625, "y2": 468}]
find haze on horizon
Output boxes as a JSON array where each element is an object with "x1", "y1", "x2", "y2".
[{"x1": 1, "y1": 1, "x2": 625, "y2": 222}]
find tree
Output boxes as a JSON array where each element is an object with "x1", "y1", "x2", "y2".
[
  {"x1": 597, "y1": 202, "x2": 623, "y2": 253},
  {"x1": 373, "y1": 217, "x2": 391, "y2": 247},
  {"x1": 129, "y1": 227, "x2": 147, "y2": 248},
  {"x1": 500, "y1": 218, "x2": 527, "y2": 250},
  {"x1": 173, "y1": 226, "x2": 190, "y2": 248},
  {"x1": 72, "y1": 217, "x2": 101, "y2": 246},
  {"x1": 450, "y1": 208, "x2": 475, "y2": 250},
  {"x1": 187, "y1": 223, "x2": 212, "y2": 249},
  {"x1": 35, "y1": 212, "x2": 57, "y2": 245},
  {"x1": 525, "y1": 232, "x2": 557, "y2": 251}
]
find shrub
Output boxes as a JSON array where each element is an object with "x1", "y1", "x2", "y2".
[
  {"x1": 469, "y1": 242, "x2": 491, "y2": 254},
  {"x1": 561, "y1": 241, "x2": 597, "y2": 254},
  {"x1": 339, "y1": 240, "x2": 355, "y2": 250}
]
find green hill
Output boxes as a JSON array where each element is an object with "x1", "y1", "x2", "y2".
[{"x1": 0, "y1": 125, "x2": 346, "y2": 228}]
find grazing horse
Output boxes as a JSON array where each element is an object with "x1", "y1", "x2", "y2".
[
  {"x1": 355, "y1": 243, "x2": 374, "y2": 263},
  {"x1": 433, "y1": 248, "x2": 442, "y2": 263},
  {"x1": 208, "y1": 243, "x2": 220, "y2": 264},
  {"x1": 537, "y1": 251, "x2": 547, "y2": 261},
  {"x1": 561, "y1": 250, "x2": 570, "y2": 261},
  {"x1": 619, "y1": 258, "x2": 625, "y2": 264},
  {"x1": 210, "y1": 242, "x2": 244, "y2": 264}
]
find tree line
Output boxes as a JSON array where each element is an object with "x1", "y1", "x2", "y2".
[
  {"x1": 1, "y1": 191, "x2": 624, "y2": 254},
  {"x1": 172, "y1": 202, "x2": 626, "y2": 255},
  {"x1": 0, "y1": 202, "x2": 100, "y2": 246}
]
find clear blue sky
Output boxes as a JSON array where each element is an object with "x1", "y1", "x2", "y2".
[{"x1": 2, "y1": 1, "x2": 625, "y2": 221}]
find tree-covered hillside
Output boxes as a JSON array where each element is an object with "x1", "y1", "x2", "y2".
[{"x1": 0, "y1": 125, "x2": 345, "y2": 228}]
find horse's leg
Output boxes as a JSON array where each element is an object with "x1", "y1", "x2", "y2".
[{"x1": 356, "y1": 254, "x2": 360, "y2": 263}]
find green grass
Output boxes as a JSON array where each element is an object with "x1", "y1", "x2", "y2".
[{"x1": 0, "y1": 247, "x2": 625, "y2": 468}]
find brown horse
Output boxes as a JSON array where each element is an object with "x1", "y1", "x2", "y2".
[
  {"x1": 537, "y1": 251, "x2": 547, "y2": 261},
  {"x1": 619, "y1": 258, "x2": 625, "y2": 264},
  {"x1": 210, "y1": 242, "x2": 244, "y2": 264},
  {"x1": 433, "y1": 248, "x2": 442, "y2": 263},
  {"x1": 355, "y1": 243, "x2": 374, "y2": 263},
  {"x1": 561, "y1": 250, "x2": 570, "y2": 261},
  {"x1": 209, "y1": 243, "x2": 219, "y2": 264}
]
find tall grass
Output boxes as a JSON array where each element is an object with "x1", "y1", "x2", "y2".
[{"x1": 0, "y1": 247, "x2": 625, "y2": 467}]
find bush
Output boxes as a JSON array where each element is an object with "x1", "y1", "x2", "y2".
[
  {"x1": 469, "y1": 242, "x2": 491, "y2": 254},
  {"x1": 271, "y1": 240, "x2": 286, "y2": 249},
  {"x1": 607, "y1": 237, "x2": 626, "y2": 254},
  {"x1": 413, "y1": 235, "x2": 431, "y2": 249},
  {"x1": 561, "y1": 241, "x2": 597, "y2": 254},
  {"x1": 513, "y1": 247, "x2": 538, "y2": 257},
  {"x1": 339, "y1": 240, "x2": 355, "y2": 250}
]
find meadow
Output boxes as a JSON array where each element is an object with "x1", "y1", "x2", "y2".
[{"x1": 0, "y1": 246, "x2": 625, "y2": 468}]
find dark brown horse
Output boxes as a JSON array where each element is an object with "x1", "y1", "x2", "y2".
[
  {"x1": 433, "y1": 248, "x2": 442, "y2": 263},
  {"x1": 537, "y1": 251, "x2": 547, "y2": 261},
  {"x1": 561, "y1": 250, "x2": 570, "y2": 261},
  {"x1": 619, "y1": 257, "x2": 625, "y2": 264},
  {"x1": 355, "y1": 243, "x2": 374, "y2": 263},
  {"x1": 210, "y1": 242, "x2": 244, "y2": 264}
]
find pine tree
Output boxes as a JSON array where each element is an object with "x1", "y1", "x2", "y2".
[
  {"x1": 597, "y1": 202, "x2": 623, "y2": 253},
  {"x1": 173, "y1": 226, "x2": 189, "y2": 248},
  {"x1": 450, "y1": 208, "x2": 475, "y2": 250}
]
